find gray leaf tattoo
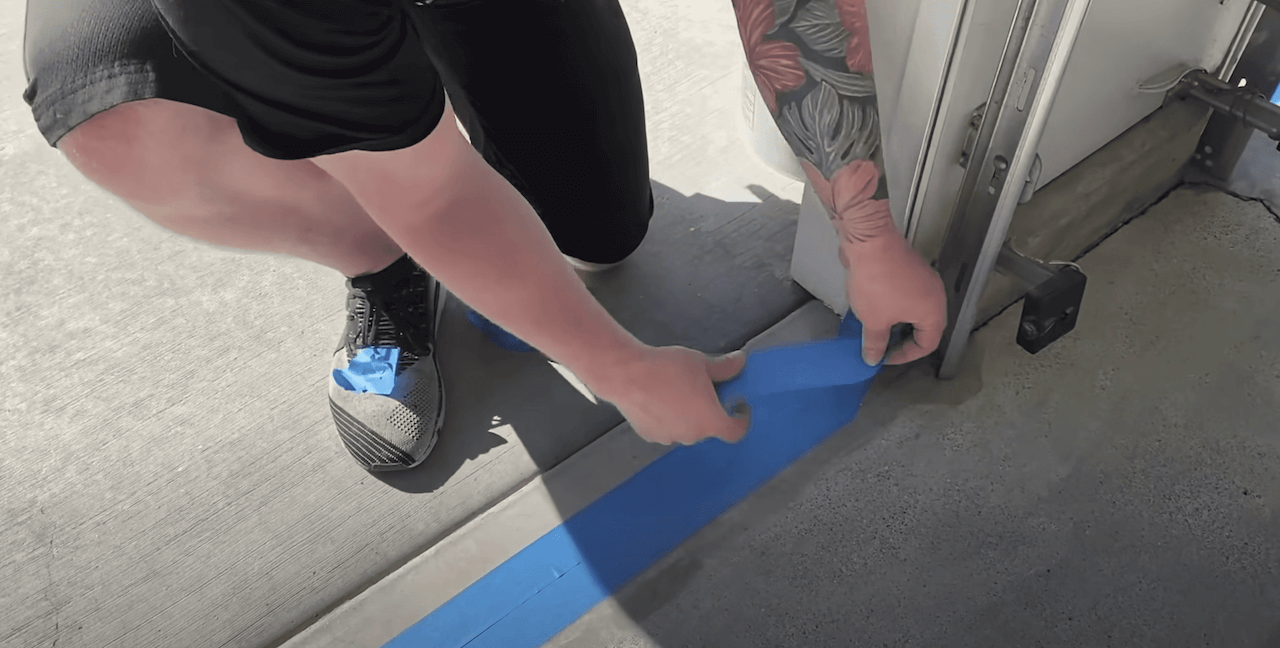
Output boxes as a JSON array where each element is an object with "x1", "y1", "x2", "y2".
[
  {"x1": 781, "y1": 81, "x2": 880, "y2": 177},
  {"x1": 800, "y1": 57, "x2": 876, "y2": 98},
  {"x1": 789, "y1": 0, "x2": 850, "y2": 59},
  {"x1": 769, "y1": 0, "x2": 799, "y2": 33}
]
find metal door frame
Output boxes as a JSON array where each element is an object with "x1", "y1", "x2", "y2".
[{"x1": 931, "y1": 0, "x2": 1095, "y2": 379}]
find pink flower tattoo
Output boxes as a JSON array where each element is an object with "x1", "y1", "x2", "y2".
[
  {"x1": 735, "y1": 0, "x2": 807, "y2": 114},
  {"x1": 802, "y1": 158, "x2": 895, "y2": 249},
  {"x1": 837, "y1": 0, "x2": 874, "y2": 76}
]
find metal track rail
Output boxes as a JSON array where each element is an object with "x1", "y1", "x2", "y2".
[{"x1": 933, "y1": 0, "x2": 1094, "y2": 380}]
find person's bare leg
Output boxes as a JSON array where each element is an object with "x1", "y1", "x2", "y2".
[{"x1": 57, "y1": 98, "x2": 403, "y2": 278}]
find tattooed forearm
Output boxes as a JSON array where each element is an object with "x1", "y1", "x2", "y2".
[{"x1": 733, "y1": 0, "x2": 896, "y2": 245}]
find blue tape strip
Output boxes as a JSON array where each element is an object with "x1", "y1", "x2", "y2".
[
  {"x1": 331, "y1": 346, "x2": 401, "y2": 395},
  {"x1": 385, "y1": 312, "x2": 879, "y2": 648}
]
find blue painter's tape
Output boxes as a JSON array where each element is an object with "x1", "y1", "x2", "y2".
[
  {"x1": 385, "y1": 310, "x2": 879, "y2": 648},
  {"x1": 463, "y1": 564, "x2": 609, "y2": 648},
  {"x1": 331, "y1": 346, "x2": 400, "y2": 395}
]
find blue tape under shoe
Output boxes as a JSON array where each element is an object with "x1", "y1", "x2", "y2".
[{"x1": 332, "y1": 346, "x2": 401, "y2": 395}]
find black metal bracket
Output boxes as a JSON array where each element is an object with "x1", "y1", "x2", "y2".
[
  {"x1": 1017, "y1": 266, "x2": 1087, "y2": 354},
  {"x1": 1185, "y1": 4, "x2": 1280, "y2": 179},
  {"x1": 995, "y1": 244, "x2": 1087, "y2": 355}
]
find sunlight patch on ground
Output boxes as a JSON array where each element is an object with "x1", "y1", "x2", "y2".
[{"x1": 549, "y1": 361, "x2": 599, "y2": 405}]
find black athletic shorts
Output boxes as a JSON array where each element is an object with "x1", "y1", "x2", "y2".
[{"x1": 21, "y1": 0, "x2": 654, "y2": 264}]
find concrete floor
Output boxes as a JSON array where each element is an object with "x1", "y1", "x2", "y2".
[
  {"x1": 550, "y1": 184, "x2": 1280, "y2": 647},
  {"x1": 1223, "y1": 130, "x2": 1280, "y2": 216}
]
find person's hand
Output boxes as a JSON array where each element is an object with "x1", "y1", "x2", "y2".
[
  {"x1": 590, "y1": 346, "x2": 751, "y2": 445},
  {"x1": 799, "y1": 158, "x2": 946, "y2": 366},
  {"x1": 842, "y1": 235, "x2": 947, "y2": 366}
]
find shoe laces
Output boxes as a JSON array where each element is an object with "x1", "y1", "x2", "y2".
[{"x1": 343, "y1": 265, "x2": 437, "y2": 369}]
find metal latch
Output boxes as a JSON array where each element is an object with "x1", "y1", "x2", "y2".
[
  {"x1": 1019, "y1": 154, "x2": 1043, "y2": 203},
  {"x1": 959, "y1": 103, "x2": 1044, "y2": 203},
  {"x1": 958, "y1": 104, "x2": 987, "y2": 169}
]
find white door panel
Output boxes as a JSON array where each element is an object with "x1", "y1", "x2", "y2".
[
  {"x1": 1034, "y1": 0, "x2": 1253, "y2": 190},
  {"x1": 907, "y1": 0, "x2": 1023, "y2": 261},
  {"x1": 867, "y1": 0, "x2": 968, "y2": 233},
  {"x1": 903, "y1": 0, "x2": 1254, "y2": 261}
]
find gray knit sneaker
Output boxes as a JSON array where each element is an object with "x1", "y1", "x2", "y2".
[{"x1": 329, "y1": 255, "x2": 446, "y2": 471}]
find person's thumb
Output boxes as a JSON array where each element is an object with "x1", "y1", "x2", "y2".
[
  {"x1": 707, "y1": 350, "x2": 748, "y2": 383},
  {"x1": 862, "y1": 326, "x2": 891, "y2": 366}
]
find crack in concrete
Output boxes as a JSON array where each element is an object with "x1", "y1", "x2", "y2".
[
  {"x1": 48, "y1": 542, "x2": 59, "y2": 648},
  {"x1": 1183, "y1": 181, "x2": 1280, "y2": 223},
  {"x1": 40, "y1": 506, "x2": 60, "y2": 648}
]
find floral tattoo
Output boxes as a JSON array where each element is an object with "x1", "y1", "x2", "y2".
[{"x1": 734, "y1": 0, "x2": 897, "y2": 246}]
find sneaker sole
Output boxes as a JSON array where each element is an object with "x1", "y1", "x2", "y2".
[{"x1": 564, "y1": 254, "x2": 623, "y2": 273}]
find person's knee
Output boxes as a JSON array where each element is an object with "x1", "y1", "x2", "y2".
[{"x1": 57, "y1": 98, "x2": 225, "y2": 208}]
